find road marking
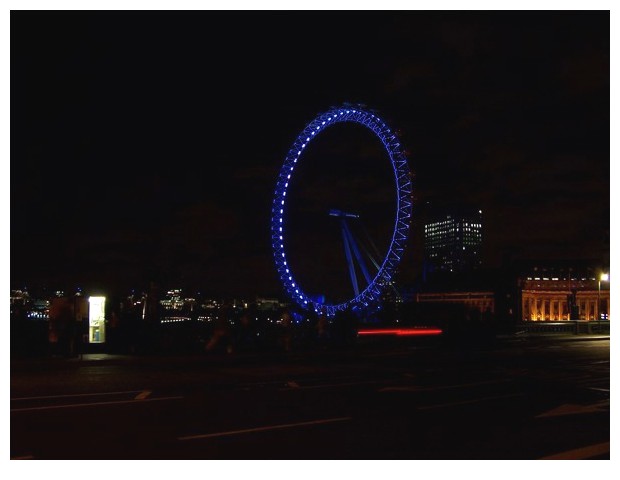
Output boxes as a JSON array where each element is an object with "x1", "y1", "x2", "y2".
[
  {"x1": 536, "y1": 400, "x2": 609, "y2": 418},
  {"x1": 135, "y1": 390, "x2": 152, "y2": 400},
  {"x1": 365, "y1": 351, "x2": 410, "y2": 358},
  {"x1": 380, "y1": 379, "x2": 510, "y2": 393},
  {"x1": 11, "y1": 396, "x2": 183, "y2": 412},
  {"x1": 417, "y1": 393, "x2": 524, "y2": 410},
  {"x1": 238, "y1": 375, "x2": 360, "y2": 389},
  {"x1": 280, "y1": 379, "x2": 382, "y2": 390},
  {"x1": 540, "y1": 442, "x2": 610, "y2": 460},
  {"x1": 10, "y1": 454, "x2": 34, "y2": 460},
  {"x1": 178, "y1": 416, "x2": 352, "y2": 441},
  {"x1": 11, "y1": 390, "x2": 144, "y2": 401}
]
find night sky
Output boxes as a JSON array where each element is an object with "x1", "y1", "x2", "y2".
[{"x1": 10, "y1": 10, "x2": 610, "y2": 299}]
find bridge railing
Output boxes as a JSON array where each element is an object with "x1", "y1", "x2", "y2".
[{"x1": 518, "y1": 321, "x2": 610, "y2": 335}]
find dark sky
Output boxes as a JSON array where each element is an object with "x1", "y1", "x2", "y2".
[{"x1": 10, "y1": 10, "x2": 610, "y2": 299}]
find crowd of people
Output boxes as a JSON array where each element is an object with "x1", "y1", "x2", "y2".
[{"x1": 201, "y1": 302, "x2": 360, "y2": 355}]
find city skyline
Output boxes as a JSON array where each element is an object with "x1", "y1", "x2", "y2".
[{"x1": 11, "y1": 10, "x2": 610, "y2": 300}]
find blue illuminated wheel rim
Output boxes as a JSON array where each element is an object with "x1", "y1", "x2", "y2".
[{"x1": 271, "y1": 104, "x2": 413, "y2": 317}]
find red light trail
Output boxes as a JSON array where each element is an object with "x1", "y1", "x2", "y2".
[{"x1": 357, "y1": 328, "x2": 443, "y2": 337}]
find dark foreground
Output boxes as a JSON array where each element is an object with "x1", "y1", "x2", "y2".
[{"x1": 10, "y1": 334, "x2": 610, "y2": 460}]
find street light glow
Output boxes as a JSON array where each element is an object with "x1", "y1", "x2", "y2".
[{"x1": 597, "y1": 273, "x2": 609, "y2": 326}]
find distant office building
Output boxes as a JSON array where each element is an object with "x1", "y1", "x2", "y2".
[
  {"x1": 10, "y1": 289, "x2": 30, "y2": 306},
  {"x1": 424, "y1": 206, "x2": 483, "y2": 274},
  {"x1": 160, "y1": 289, "x2": 196, "y2": 312},
  {"x1": 10, "y1": 289, "x2": 51, "y2": 319},
  {"x1": 256, "y1": 297, "x2": 283, "y2": 311}
]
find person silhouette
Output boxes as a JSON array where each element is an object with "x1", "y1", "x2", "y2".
[{"x1": 205, "y1": 301, "x2": 233, "y2": 354}]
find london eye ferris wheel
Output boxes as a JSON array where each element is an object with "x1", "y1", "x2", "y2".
[{"x1": 270, "y1": 104, "x2": 413, "y2": 317}]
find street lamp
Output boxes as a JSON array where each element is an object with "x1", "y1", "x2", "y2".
[{"x1": 598, "y1": 272, "x2": 609, "y2": 331}]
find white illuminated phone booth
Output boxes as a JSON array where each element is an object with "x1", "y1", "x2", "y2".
[{"x1": 88, "y1": 296, "x2": 106, "y2": 343}]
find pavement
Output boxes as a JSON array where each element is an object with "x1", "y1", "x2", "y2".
[
  {"x1": 10, "y1": 332, "x2": 610, "y2": 369},
  {"x1": 497, "y1": 332, "x2": 610, "y2": 341}
]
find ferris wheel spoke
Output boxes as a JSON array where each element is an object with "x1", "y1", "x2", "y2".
[
  {"x1": 340, "y1": 217, "x2": 360, "y2": 297},
  {"x1": 341, "y1": 217, "x2": 373, "y2": 287}
]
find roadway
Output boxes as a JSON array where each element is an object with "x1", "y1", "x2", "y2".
[{"x1": 10, "y1": 335, "x2": 610, "y2": 460}]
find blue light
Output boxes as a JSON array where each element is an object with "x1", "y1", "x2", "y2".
[{"x1": 270, "y1": 103, "x2": 412, "y2": 317}]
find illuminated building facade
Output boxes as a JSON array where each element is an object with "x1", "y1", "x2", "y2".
[
  {"x1": 412, "y1": 259, "x2": 610, "y2": 328},
  {"x1": 424, "y1": 207, "x2": 483, "y2": 274},
  {"x1": 521, "y1": 277, "x2": 610, "y2": 321},
  {"x1": 416, "y1": 291, "x2": 494, "y2": 314}
]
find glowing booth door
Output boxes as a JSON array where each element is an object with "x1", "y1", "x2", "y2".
[{"x1": 88, "y1": 296, "x2": 106, "y2": 343}]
